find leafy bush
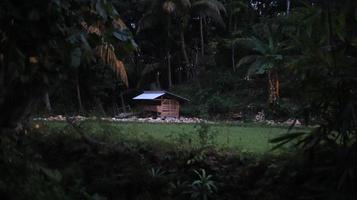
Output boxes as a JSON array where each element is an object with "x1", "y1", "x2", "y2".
[
  {"x1": 190, "y1": 169, "x2": 217, "y2": 200},
  {"x1": 206, "y1": 96, "x2": 233, "y2": 117}
]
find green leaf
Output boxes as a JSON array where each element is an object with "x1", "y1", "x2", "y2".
[
  {"x1": 270, "y1": 132, "x2": 307, "y2": 144},
  {"x1": 39, "y1": 166, "x2": 62, "y2": 183},
  {"x1": 130, "y1": 39, "x2": 138, "y2": 49},
  {"x1": 250, "y1": 37, "x2": 268, "y2": 54},
  {"x1": 270, "y1": 132, "x2": 308, "y2": 150},
  {"x1": 235, "y1": 55, "x2": 257, "y2": 69},
  {"x1": 246, "y1": 58, "x2": 266, "y2": 76}
]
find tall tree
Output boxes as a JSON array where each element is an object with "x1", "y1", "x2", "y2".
[
  {"x1": 137, "y1": 0, "x2": 191, "y2": 88},
  {"x1": 137, "y1": 0, "x2": 226, "y2": 86},
  {"x1": 191, "y1": 0, "x2": 227, "y2": 56}
]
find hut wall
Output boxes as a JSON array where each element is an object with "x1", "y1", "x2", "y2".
[
  {"x1": 160, "y1": 99, "x2": 179, "y2": 118},
  {"x1": 140, "y1": 101, "x2": 161, "y2": 113}
]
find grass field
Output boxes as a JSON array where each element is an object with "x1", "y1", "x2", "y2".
[{"x1": 38, "y1": 120, "x2": 309, "y2": 153}]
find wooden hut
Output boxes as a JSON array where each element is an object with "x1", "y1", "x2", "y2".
[{"x1": 133, "y1": 91, "x2": 189, "y2": 118}]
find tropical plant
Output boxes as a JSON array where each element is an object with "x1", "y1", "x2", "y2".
[
  {"x1": 234, "y1": 23, "x2": 286, "y2": 105},
  {"x1": 270, "y1": 0, "x2": 357, "y2": 196},
  {"x1": 0, "y1": 0, "x2": 136, "y2": 129},
  {"x1": 190, "y1": 169, "x2": 217, "y2": 200},
  {"x1": 148, "y1": 167, "x2": 166, "y2": 178}
]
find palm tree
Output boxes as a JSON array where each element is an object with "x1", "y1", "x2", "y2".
[
  {"x1": 235, "y1": 25, "x2": 285, "y2": 105},
  {"x1": 70, "y1": 3, "x2": 135, "y2": 113}
]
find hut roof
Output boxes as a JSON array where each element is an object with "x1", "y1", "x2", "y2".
[{"x1": 133, "y1": 91, "x2": 189, "y2": 102}]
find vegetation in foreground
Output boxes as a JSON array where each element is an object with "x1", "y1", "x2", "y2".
[{"x1": 1, "y1": 121, "x2": 355, "y2": 200}]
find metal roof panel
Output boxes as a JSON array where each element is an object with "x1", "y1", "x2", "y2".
[
  {"x1": 133, "y1": 91, "x2": 165, "y2": 100},
  {"x1": 133, "y1": 90, "x2": 189, "y2": 102}
]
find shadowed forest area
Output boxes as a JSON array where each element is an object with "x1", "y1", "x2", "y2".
[{"x1": 0, "y1": 0, "x2": 357, "y2": 199}]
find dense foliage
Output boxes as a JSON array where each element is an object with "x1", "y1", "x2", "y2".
[
  {"x1": 1, "y1": 0, "x2": 357, "y2": 199},
  {"x1": 0, "y1": 0, "x2": 136, "y2": 129}
]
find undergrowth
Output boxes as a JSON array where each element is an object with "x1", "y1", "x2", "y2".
[{"x1": 0, "y1": 121, "x2": 355, "y2": 200}]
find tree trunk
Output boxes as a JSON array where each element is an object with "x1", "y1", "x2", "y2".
[
  {"x1": 194, "y1": 48, "x2": 201, "y2": 89},
  {"x1": 194, "y1": 48, "x2": 199, "y2": 78},
  {"x1": 120, "y1": 92, "x2": 126, "y2": 113},
  {"x1": 178, "y1": 55, "x2": 182, "y2": 84},
  {"x1": 44, "y1": 92, "x2": 52, "y2": 115},
  {"x1": 286, "y1": 0, "x2": 291, "y2": 15},
  {"x1": 112, "y1": 100, "x2": 119, "y2": 117},
  {"x1": 0, "y1": 54, "x2": 4, "y2": 94},
  {"x1": 232, "y1": 43, "x2": 235, "y2": 72},
  {"x1": 156, "y1": 71, "x2": 161, "y2": 89},
  {"x1": 268, "y1": 70, "x2": 279, "y2": 105},
  {"x1": 166, "y1": 16, "x2": 173, "y2": 88},
  {"x1": 95, "y1": 97, "x2": 106, "y2": 116},
  {"x1": 76, "y1": 77, "x2": 84, "y2": 114},
  {"x1": 179, "y1": 29, "x2": 190, "y2": 67},
  {"x1": 167, "y1": 51, "x2": 172, "y2": 88},
  {"x1": 228, "y1": 0, "x2": 233, "y2": 32},
  {"x1": 200, "y1": 17, "x2": 204, "y2": 56}
]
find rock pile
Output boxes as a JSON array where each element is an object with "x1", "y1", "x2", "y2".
[
  {"x1": 33, "y1": 115, "x2": 303, "y2": 126},
  {"x1": 33, "y1": 115, "x2": 210, "y2": 124},
  {"x1": 109, "y1": 116, "x2": 210, "y2": 123},
  {"x1": 265, "y1": 119, "x2": 302, "y2": 126}
]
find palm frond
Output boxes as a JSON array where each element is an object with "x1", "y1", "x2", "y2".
[
  {"x1": 113, "y1": 60, "x2": 128, "y2": 87},
  {"x1": 250, "y1": 36, "x2": 269, "y2": 54},
  {"x1": 96, "y1": 44, "x2": 128, "y2": 87},
  {"x1": 81, "y1": 21, "x2": 102, "y2": 36},
  {"x1": 246, "y1": 57, "x2": 266, "y2": 77},
  {"x1": 192, "y1": 0, "x2": 227, "y2": 17},
  {"x1": 235, "y1": 55, "x2": 258, "y2": 69},
  {"x1": 112, "y1": 17, "x2": 127, "y2": 30},
  {"x1": 199, "y1": 9, "x2": 225, "y2": 27},
  {"x1": 206, "y1": 0, "x2": 226, "y2": 14},
  {"x1": 233, "y1": 37, "x2": 267, "y2": 54}
]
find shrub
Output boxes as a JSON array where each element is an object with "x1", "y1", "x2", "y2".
[
  {"x1": 194, "y1": 123, "x2": 217, "y2": 148},
  {"x1": 206, "y1": 96, "x2": 232, "y2": 117}
]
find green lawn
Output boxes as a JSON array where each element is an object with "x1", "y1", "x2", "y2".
[{"x1": 38, "y1": 120, "x2": 309, "y2": 153}]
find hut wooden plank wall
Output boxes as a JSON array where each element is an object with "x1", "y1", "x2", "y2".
[
  {"x1": 161, "y1": 99, "x2": 180, "y2": 118},
  {"x1": 133, "y1": 91, "x2": 189, "y2": 118}
]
